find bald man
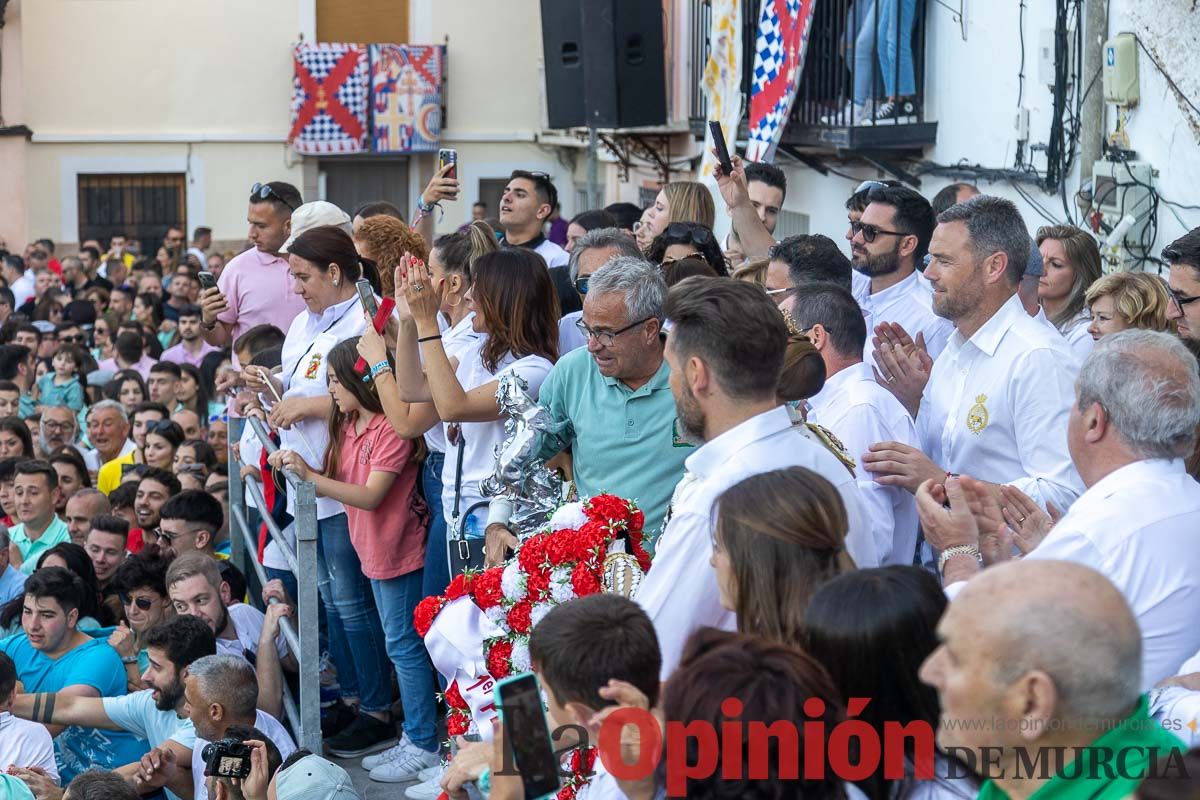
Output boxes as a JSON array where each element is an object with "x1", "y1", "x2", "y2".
[
  {"x1": 919, "y1": 331, "x2": 1200, "y2": 688},
  {"x1": 64, "y1": 488, "x2": 112, "y2": 546},
  {"x1": 921, "y1": 560, "x2": 1183, "y2": 798}
]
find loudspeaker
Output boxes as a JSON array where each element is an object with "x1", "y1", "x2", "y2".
[
  {"x1": 540, "y1": 0, "x2": 586, "y2": 129},
  {"x1": 540, "y1": 0, "x2": 667, "y2": 130}
]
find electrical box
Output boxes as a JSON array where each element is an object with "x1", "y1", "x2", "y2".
[
  {"x1": 1038, "y1": 28, "x2": 1075, "y2": 88},
  {"x1": 1091, "y1": 158, "x2": 1154, "y2": 260},
  {"x1": 1103, "y1": 33, "x2": 1139, "y2": 106}
]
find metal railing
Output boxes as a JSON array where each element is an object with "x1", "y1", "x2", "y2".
[{"x1": 227, "y1": 415, "x2": 322, "y2": 754}]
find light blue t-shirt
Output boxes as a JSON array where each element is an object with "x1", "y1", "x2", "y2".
[
  {"x1": 0, "y1": 564, "x2": 24, "y2": 604},
  {"x1": 103, "y1": 690, "x2": 195, "y2": 800},
  {"x1": 0, "y1": 632, "x2": 150, "y2": 782},
  {"x1": 0, "y1": 773, "x2": 35, "y2": 800}
]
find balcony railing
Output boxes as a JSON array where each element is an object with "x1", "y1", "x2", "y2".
[{"x1": 689, "y1": 0, "x2": 937, "y2": 152}]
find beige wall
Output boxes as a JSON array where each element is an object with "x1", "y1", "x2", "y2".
[{"x1": 21, "y1": 0, "x2": 299, "y2": 136}]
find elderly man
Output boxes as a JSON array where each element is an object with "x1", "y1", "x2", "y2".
[
  {"x1": 84, "y1": 400, "x2": 136, "y2": 475},
  {"x1": 64, "y1": 488, "x2": 112, "y2": 546},
  {"x1": 921, "y1": 560, "x2": 1183, "y2": 797},
  {"x1": 863, "y1": 195, "x2": 1083, "y2": 517},
  {"x1": 558, "y1": 228, "x2": 643, "y2": 353},
  {"x1": 485, "y1": 257, "x2": 690, "y2": 565},
  {"x1": 919, "y1": 330, "x2": 1200, "y2": 690},
  {"x1": 37, "y1": 404, "x2": 78, "y2": 457}
]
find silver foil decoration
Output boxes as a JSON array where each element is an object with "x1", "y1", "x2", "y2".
[{"x1": 479, "y1": 372, "x2": 568, "y2": 537}]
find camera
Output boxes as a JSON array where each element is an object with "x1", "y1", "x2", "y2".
[{"x1": 202, "y1": 737, "x2": 253, "y2": 779}]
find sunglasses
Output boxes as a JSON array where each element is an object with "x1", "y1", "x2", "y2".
[
  {"x1": 849, "y1": 220, "x2": 910, "y2": 244},
  {"x1": 59, "y1": 335, "x2": 86, "y2": 344},
  {"x1": 574, "y1": 276, "x2": 591, "y2": 296},
  {"x1": 510, "y1": 169, "x2": 551, "y2": 182},
  {"x1": 251, "y1": 182, "x2": 297, "y2": 211},
  {"x1": 855, "y1": 179, "x2": 888, "y2": 194},
  {"x1": 120, "y1": 593, "x2": 157, "y2": 611},
  {"x1": 145, "y1": 419, "x2": 177, "y2": 434},
  {"x1": 664, "y1": 223, "x2": 715, "y2": 246}
]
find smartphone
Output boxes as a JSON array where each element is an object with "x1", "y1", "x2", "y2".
[
  {"x1": 438, "y1": 148, "x2": 458, "y2": 180},
  {"x1": 356, "y1": 278, "x2": 379, "y2": 320},
  {"x1": 198, "y1": 271, "x2": 218, "y2": 292},
  {"x1": 709, "y1": 120, "x2": 734, "y2": 175},
  {"x1": 494, "y1": 673, "x2": 561, "y2": 800}
]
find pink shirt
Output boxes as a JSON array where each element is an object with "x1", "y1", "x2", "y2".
[
  {"x1": 98, "y1": 354, "x2": 157, "y2": 380},
  {"x1": 216, "y1": 247, "x2": 307, "y2": 366},
  {"x1": 333, "y1": 413, "x2": 427, "y2": 579},
  {"x1": 161, "y1": 340, "x2": 219, "y2": 368}
]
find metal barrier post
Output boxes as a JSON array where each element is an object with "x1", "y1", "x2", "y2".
[
  {"x1": 228, "y1": 416, "x2": 246, "y2": 569},
  {"x1": 291, "y1": 476, "x2": 322, "y2": 755}
]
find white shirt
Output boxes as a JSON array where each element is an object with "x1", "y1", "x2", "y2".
[
  {"x1": 276, "y1": 294, "x2": 367, "y2": 519},
  {"x1": 183, "y1": 709, "x2": 295, "y2": 800},
  {"x1": 424, "y1": 313, "x2": 484, "y2": 455},
  {"x1": 533, "y1": 238, "x2": 569, "y2": 269},
  {"x1": 1059, "y1": 311, "x2": 1094, "y2": 362},
  {"x1": 918, "y1": 293, "x2": 1083, "y2": 513},
  {"x1": 1149, "y1": 685, "x2": 1200, "y2": 747},
  {"x1": 10, "y1": 271, "x2": 35, "y2": 308},
  {"x1": 0, "y1": 711, "x2": 58, "y2": 781},
  {"x1": 636, "y1": 406, "x2": 876, "y2": 680},
  {"x1": 216, "y1": 602, "x2": 289, "y2": 665},
  {"x1": 854, "y1": 270, "x2": 954, "y2": 361},
  {"x1": 1026, "y1": 458, "x2": 1200, "y2": 690},
  {"x1": 809, "y1": 362, "x2": 920, "y2": 566},
  {"x1": 441, "y1": 340, "x2": 554, "y2": 529},
  {"x1": 82, "y1": 439, "x2": 137, "y2": 472},
  {"x1": 558, "y1": 310, "x2": 587, "y2": 355}
]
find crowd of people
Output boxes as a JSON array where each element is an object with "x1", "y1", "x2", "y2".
[{"x1": 1, "y1": 151, "x2": 1199, "y2": 800}]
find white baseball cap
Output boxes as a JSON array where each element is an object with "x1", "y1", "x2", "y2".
[
  {"x1": 272, "y1": 754, "x2": 360, "y2": 800},
  {"x1": 278, "y1": 201, "x2": 353, "y2": 254}
]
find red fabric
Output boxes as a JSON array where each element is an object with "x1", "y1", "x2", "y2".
[
  {"x1": 127, "y1": 528, "x2": 145, "y2": 554},
  {"x1": 257, "y1": 445, "x2": 275, "y2": 563}
]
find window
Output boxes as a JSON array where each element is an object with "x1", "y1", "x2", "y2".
[
  {"x1": 774, "y1": 209, "x2": 810, "y2": 239},
  {"x1": 77, "y1": 173, "x2": 186, "y2": 258}
]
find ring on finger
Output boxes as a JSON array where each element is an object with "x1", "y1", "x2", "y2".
[{"x1": 886, "y1": 375, "x2": 896, "y2": 383}]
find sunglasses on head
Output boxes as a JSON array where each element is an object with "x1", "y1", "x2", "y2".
[
  {"x1": 664, "y1": 223, "x2": 715, "y2": 246},
  {"x1": 146, "y1": 420, "x2": 176, "y2": 434},
  {"x1": 250, "y1": 182, "x2": 297, "y2": 211},
  {"x1": 849, "y1": 220, "x2": 910, "y2": 244},
  {"x1": 120, "y1": 593, "x2": 156, "y2": 610}
]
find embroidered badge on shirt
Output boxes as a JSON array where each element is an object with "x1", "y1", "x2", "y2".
[
  {"x1": 304, "y1": 352, "x2": 323, "y2": 380},
  {"x1": 966, "y1": 394, "x2": 989, "y2": 434}
]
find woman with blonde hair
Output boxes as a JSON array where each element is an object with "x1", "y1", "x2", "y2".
[
  {"x1": 353, "y1": 214, "x2": 430, "y2": 297},
  {"x1": 639, "y1": 181, "x2": 716, "y2": 250},
  {"x1": 710, "y1": 466, "x2": 854, "y2": 645},
  {"x1": 1084, "y1": 271, "x2": 1174, "y2": 340},
  {"x1": 1036, "y1": 224, "x2": 1104, "y2": 358}
]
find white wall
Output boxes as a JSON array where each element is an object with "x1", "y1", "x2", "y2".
[{"x1": 772, "y1": 0, "x2": 1200, "y2": 257}]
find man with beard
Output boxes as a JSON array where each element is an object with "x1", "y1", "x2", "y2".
[
  {"x1": 862, "y1": 196, "x2": 1083, "y2": 517},
  {"x1": 133, "y1": 469, "x2": 180, "y2": 541},
  {"x1": 635, "y1": 278, "x2": 876, "y2": 679},
  {"x1": 849, "y1": 186, "x2": 953, "y2": 361},
  {"x1": 38, "y1": 404, "x2": 79, "y2": 458},
  {"x1": 9, "y1": 615, "x2": 216, "y2": 800}
]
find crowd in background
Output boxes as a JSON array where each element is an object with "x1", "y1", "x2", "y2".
[{"x1": 0, "y1": 153, "x2": 1199, "y2": 800}]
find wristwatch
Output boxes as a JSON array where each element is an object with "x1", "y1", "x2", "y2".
[{"x1": 937, "y1": 544, "x2": 982, "y2": 575}]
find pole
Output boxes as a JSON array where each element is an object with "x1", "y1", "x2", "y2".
[
  {"x1": 1080, "y1": 0, "x2": 1107, "y2": 182},
  {"x1": 587, "y1": 126, "x2": 600, "y2": 210}
]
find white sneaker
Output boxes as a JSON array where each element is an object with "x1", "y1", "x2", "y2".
[
  {"x1": 404, "y1": 771, "x2": 445, "y2": 800},
  {"x1": 369, "y1": 735, "x2": 440, "y2": 783},
  {"x1": 417, "y1": 764, "x2": 442, "y2": 782},
  {"x1": 361, "y1": 740, "x2": 405, "y2": 771},
  {"x1": 820, "y1": 101, "x2": 853, "y2": 125}
]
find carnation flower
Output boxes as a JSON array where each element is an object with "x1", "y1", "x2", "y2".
[
  {"x1": 518, "y1": 533, "x2": 549, "y2": 574},
  {"x1": 586, "y1": 494, "x2": 632, "y2": 525},
  {"x1": 629, "y1": 509, "x2": 645, "y2": 532},
  {"x1": 413, "y1": 596, "x2": 447, "y2": 638},
  {"x1": 511, "y1": 640, "x2": 531, "y2": 672},
  {"x1": 544, "y1": 530, "x2": 578, "y2": 565},
  {"x1": 530, "y1": 602, "x2": 555, "y2": 628},
  {"x1": 549, "y1": 565, "x2": 572, "y2": 585},
  {"x1": 444, "y1": 680, "x2": 467, "y2": 710},
  {"x1": 526, "y1": 569, "x2": 551, "y2": 601},
  {"x1": 549, "y1": 579, "x2": 577, "y2": 603},
  {"x1": 507, "y1": 601, "x2": 533, "y2": 634},
  {"x1": 484, "y1": 605, "x2": 507, "y2": 627},
  {"x1": 444, "y1": 573, "x2": 474, "y2": 601},
  {"x1": 501, "y1": 561, "x2": 527, "y2": 601},
  {"x1": 571, "y1": 562, "x2": 601, "y2": 596},
  {"x1": 487, "y1": 641, "x2": 513, "y2": 679},
  {"x1": 548, "y1": 502, "x2": 588, "y2": 532},
  {"x1": 472, "y1": 567, "x2": 505, "y2": 610},
  {"x1": 446, "y1": 709, "x2": 470, "y2": 736}
]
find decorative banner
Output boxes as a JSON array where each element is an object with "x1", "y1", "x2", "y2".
[
  {"x1": 745, "y1": 0, "x2": 817, "y2": 163},
  {"x1": 289, "y1": 43, "x2": 369, "y2": 155},
  {"x1": 369, "y1": 44, "x2": 443, "y2": 154},
  {"x1": 698, "y1": 0, "x2": 745, "y2": 182}
]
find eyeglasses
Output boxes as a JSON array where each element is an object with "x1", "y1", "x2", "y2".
[
  {"x1": 1168, "y1": 287, "x2": 1200, "y2": 311},
  {"x1": 40, "y1": 419, "x2": 75, "y2": 433},
  {"x1": 660, "y1": 252, "x2": 703, "y2": 267},
  {"x1": 575, "y1": 317, "x2": 653, "y2": 348},
  {"x1": 151, "y1": 529, "x2": 178, "y2": 545},
  {"x1": 849, "y1": 220, "x2": 910, "y2": 244},
  {"x1": 574, "y1": 276, "x2": 591, "y2": 296},
  {"x1": 120, "y1": 593, "x2": 157, "y2": 611},
  {"x1": 250, "y1": 182, "x2": 297, "y2": 211}
]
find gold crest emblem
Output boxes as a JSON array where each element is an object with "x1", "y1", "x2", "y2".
[{"x1": 966, "y1": 394, "x2": 989, "y2": 434}]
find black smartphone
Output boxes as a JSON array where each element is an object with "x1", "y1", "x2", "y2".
[
  {"x1": 198, "y1": 271, "x2": 218, "y2": 292},
  {"x1": 709, "y1": 120, "x2": 734, "y2": 175},
  {"x1": 495, "y1": 673, "x2": 561, "y2": 800},
  {"x1": 356, "y1": 278, "x2": 379, "y2": 320},
  {"x1": 438, "y1": 148, "x2": 458, "y2": 180}
]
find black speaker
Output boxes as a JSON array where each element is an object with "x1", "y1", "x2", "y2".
[
  {"x1": 540, "y1": 0, "x2": 586, "y2": 129},
  {"x1": 540, "y1": 0, "x2": 667, "y2": 130}
]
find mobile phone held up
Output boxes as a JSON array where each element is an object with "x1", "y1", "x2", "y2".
[
  {"x1": 494, "y1": 673, "x2": 561, "y2": 800},
  {"x1": 439, "y1": 148, "x2": 458, "y2": 181},
  {"x1": 709, "y1": 120, "x2": 734, "y2": 175},
  {"x1": 198, "y1": 271, "x2": 218, "y2": 292},
  {"x1": 356, "y1": 278, "x2": 379, "y2": 319}
]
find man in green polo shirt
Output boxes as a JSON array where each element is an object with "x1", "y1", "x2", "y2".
[
  {"x1": 8, "y1": 461, "x2": 69, "y2": 574},
  {"x1": 485, "y1": 256, "x2": 689, "y2": 565},
  {"x1": 920, "y1": 559, "x2": 1184, "y2": 798}
]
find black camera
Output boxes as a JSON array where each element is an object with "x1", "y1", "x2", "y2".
[{"x1": 201, "y1": 737, "x2": 253, "y2": 779}]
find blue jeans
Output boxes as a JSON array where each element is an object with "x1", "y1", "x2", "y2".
[
  {"x1": 421, "y1": 452, "x2": 450, "y2": 599},
  {"x1": 371, "y1": 570, "x2": 439, "y2": 753},
  {"x1": 851, "y1": 0, "x2": 878, "y2": 105},
  {"x1": 316, "y1": 513, "x2": 393, "y2": 713},
  {"x1": 877, "y1": 0, "x2": 917, "y2": 97}
]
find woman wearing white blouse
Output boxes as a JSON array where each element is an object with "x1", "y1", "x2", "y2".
[{"x1": 1036, "y1": 225, "x2": 1104, "y2": 361}]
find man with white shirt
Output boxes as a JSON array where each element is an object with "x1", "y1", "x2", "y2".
[
  {"x1": 84, "y1": 400, "x2": 137, "y2": 475},
  {"x1": 499, "y1": 170, "x2": 575, "y2": 316},
  {"x1": 850, "y1": 185, "x2": 953, "y2": 361},
  {"x1": 0, "y1": 652, "x2": 58, "y2": 783},
  {"x1": 558, "y1": 228, "x2": 643, "y2": 354},
  {"x1": 638, "y1": 277, "x2": 875, "y2": 679},
  {"x1": 920, "y1": 330, "x2": 1200, "y2": 691},
  {"x1": 792, "y1": 285, "x2": 920, "y2": 566},
  {"x1": 863, "y1": 195, "x2": 1083, "y2": 516},
  {"x1": 764, "y1": 234, "x2": 853, "y2": 299}
]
